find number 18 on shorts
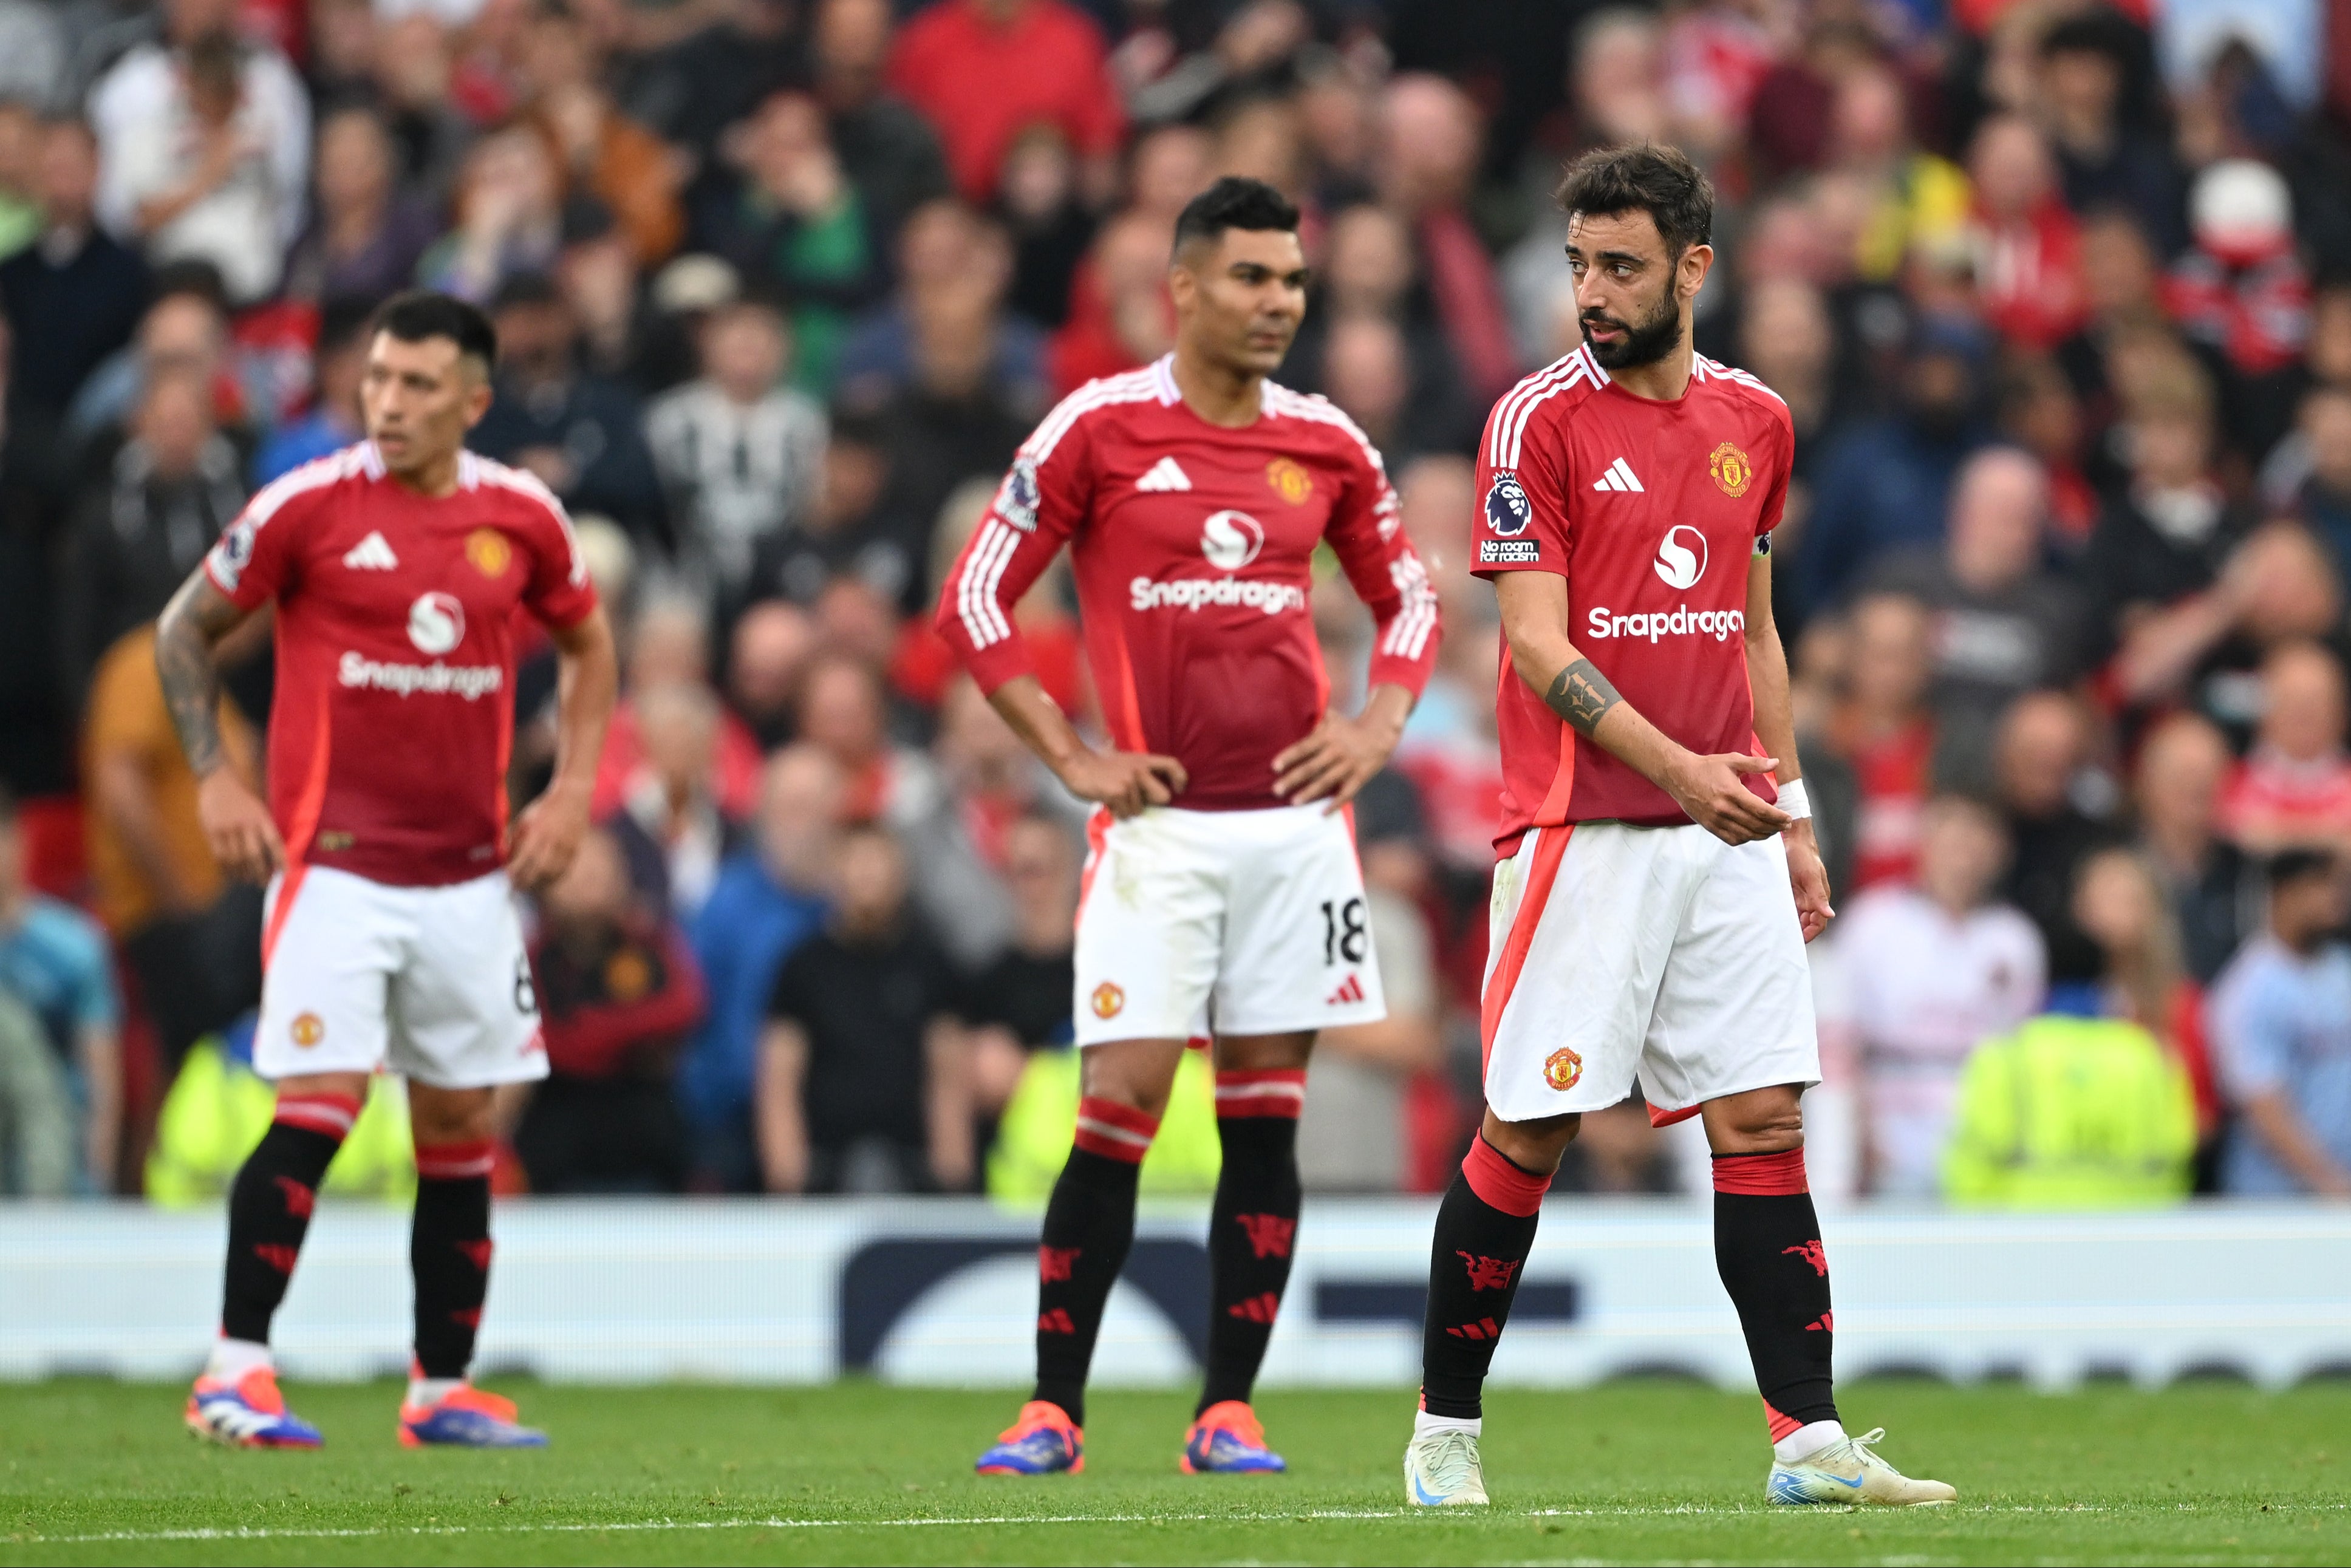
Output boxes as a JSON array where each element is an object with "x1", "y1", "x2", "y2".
[{"x1": 1072, "y1": 804, "x2": 1387, "y2": 1046}]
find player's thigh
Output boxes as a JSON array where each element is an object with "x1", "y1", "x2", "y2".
[
  {"x1": 1483, "y1": 822, "x2": 1697, "y2": 1123},
  {"x1": 1214, "y1": 806, "x2": 1385, "y2": 1036},
  {"x1": 1639, "y1": 833, "x2": 1819, "y2": 1120},
  {"x1": 385, "y1": 873, "x2": 549, "y2": 1089},
  {"x1": 251, "y1": 866, "x2": 400, "y2": 1080},
  {"x1": 1071, "y1": 809, "x2": 1223, "y2": 1047}
]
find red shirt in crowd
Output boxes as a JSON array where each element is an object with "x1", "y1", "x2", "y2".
[
  {"x1": 203, "y1": 442, "x2": 598, "y2": 886},
  {"x1": 2217, "y1": 746, "x2": 2351, "y2": 848},
  {"x1": 935, "y1": 355, "x2": 1441, "y2": 810},
  {"x1": 1972, "y1": 198, "x2": 2089, "y2": 352},
  {"x1": 885, "y1": 0, "x2": 1126, "y2": 203},
  {"x1": 1842, "y1": 715, "x2": 1936, "y2": 891},
  {"x1": 1470, "y1": 345, "x2": 1793, "y2": 851}
]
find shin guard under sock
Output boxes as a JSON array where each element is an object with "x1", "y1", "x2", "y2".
[
  {"x1": 411, "y1": 1140, "x2": 496, "y2": 1380},
  {"x1": 1198, "y1": 1069, "x2": 1306, "y2": 1413},
  {"x1": 1418, "y1": 1134, "x2": 1551, "y2": 1419},
  {"x1": 219, "y1": 1092, "x2": 358, "y2": 1345},
  {"x1": 1031, "y1": 1099, "x2": 1157, "y2": 1425},
  {"x1": 1713, "y1": 1148, "x2": 1839, "y2": 1442}
]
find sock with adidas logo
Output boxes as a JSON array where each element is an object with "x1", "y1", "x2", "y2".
[
  {"x1": 1197, "y1": 1069, "x2": 1306, "y2": 1415},
  {"x1": 219, "y1": 1092, "x2": 359, "y2": 1347},
  {"x1": 1418, "y1": 1134, "x2": 1551, "y2": 1419},
  {"x1": 1712, "y1": 1148, "x2": 1840, "y2": 1448},
  {"x1": 411, "y1": 1139, "x2": 496, "y2": 1381}
]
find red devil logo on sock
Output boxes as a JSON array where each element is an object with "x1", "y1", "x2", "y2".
[
  {"x1": 1457, "y1": 1252, "x2": 1520, "y2": 1292},
  {"x1": 1235, "y1": 1213, "x2": 1295, "y2": 1259},
  {"x1": 1783, "y1": 1240, "x2": 1827, "y2": 1276}
]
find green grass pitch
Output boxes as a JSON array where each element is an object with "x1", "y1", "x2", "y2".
[{"x1": 3, "y1": 1379, "x2": 2347, "y2": 1565}]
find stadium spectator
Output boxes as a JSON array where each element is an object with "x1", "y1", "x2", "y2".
[
  {"x1": 591, "y1": 596, "x2": 763, "y2": 841},
  {"x1": 805, "y1": 0, "x2": 952, "y2": 248},
  {"x1": 281, "y1": 106, "x2": 437, "y2": 307},
  {"x1": 757, "y1": 820, "x2": 971, "y2": 1193},
  {"x1": 2217, "y1": 640, "x2": 2351, "y2": 856},
  {"x1": 680, "y1": 744, "x2": 842, "y2": 1192},
  {"x1": 0, "y1": 118, "x2": 148, "y2": 447},
  {"x1": 58, "y1": 369, "x2": 248, "y2": 704},
  {"x1": 1375, "y1": 74, "x2": 1513, "y2": 405},
  {"x1": 836, "y1": 199, "x2": 1044, "y2": 415},
  {"x1": 1964, "y1": 114, "x2": 2089, "y2": 353},
  {"x1": 898, "y1": 677, "x2": 1071, "y2": 970},
  {"x1": 884, "y1": 0, "x2": 1124, "y2": 207},
  {"x1": 415, "y1": 127, "x2": 567, "y2": 305},
  {"x1": 955, "y1": 810, "x2": 1079, "y2": 1126},
  {"x1": 604, "y1": 681, "x2": 745, "y2": 922},
  {"x1": 1826, "y1": 591, "x2": 1938, "y2": 891},
  {"x1": 1868, "y1": 449, "x2": 2088, "y2": 789},
  {"x1": 2291, "y1": 386, "x2": 2351, "y2": 584},
  {"x1": 647, "y1": 296, "x2": 828, "y2": 606},
  {"x1": 2070, "y1": 844, "x2": 2223, "y2": 1160},
  {"x1": 65, "y1": 271, "x2": 253, "y2": 458},
  {"x1": 469, "y1": 271, "x2": 666, "y2": 541},
  {"x1": 2035, "y1": 12, "x2": 2182, "y2": 254},
  {"x1": 2134, "y1": 712, "x2": 2262, "y2": 986},
  {"x1": 1797, "y1": 316, "x2": 1991, "y2": 615},
  {"x1": 726, "y1": 599, "x2": 816, "y2": 751},
  {"x1": 0, "y1": 786, "x2": 120, "y2": 1193},
  {"x1": 2207, "y1": 849, "x2": 2351, "y2": 1198},
  {"x1": 88, "y1": 0, "x2": 310, "y2": 296},
  {"x1": 1992, "y1": 690, "x2": 2116, "y2": 984},
  {"x1": 516, "y1": 827, "x2": 703, "y2": 1194},
  {"x1": 518, "y1": 5, "x2": 683, "y2": 268},
  {"x1": 81, "y1": 622, "x2": 261, "y2": 1067},
  {"x1": 1297, "y1": 770, "x2": 1444, "y2": 1194},
  {"x1": 798, "y1": 652, "x2": 937, "y2": 830},
  {"x1": 1838, "y1": 794, "x2": 2046, "y2": 1195},
  {"x1": 252, "y1": 296, "x2": 369, "y2": 485}
]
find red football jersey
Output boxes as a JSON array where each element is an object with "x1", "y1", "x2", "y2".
[
  {"x1": 203, "y1": 443, "x2": 598, "y2": 886},
  {"x1": 1472, "y1": 345, "x2": 1792, "y2": 850},
  {"x1": 937, "y1": 355, "x2": 1442, "y2": 811}
]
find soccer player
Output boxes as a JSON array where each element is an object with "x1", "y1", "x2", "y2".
[
  {"x1": 160, "y1": 292, "x2": 617, "y2": 1448},
  {"x1": 939, "y1": 177, "x2": 1442, "y2": 1476},
  {"x1": 1399, "y1": 146, "x2": 1954, "y2": 1507}
]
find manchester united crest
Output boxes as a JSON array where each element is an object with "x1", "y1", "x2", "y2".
[
  {"x1": 1265, "y1": 457, "x2": 1313, "y2": 505},
  {"x1": 1543, "y1": 1046, "x2": 1583, "y2": 1091},
  {"x1": 466, "y1": 527, "x2": 514, "y2": 578},
  {"x1": 1708, "y1": 441, "x2": 1754, "y2": 498},
  {"x1": 290, "y1": 1012, "x2": 326, "y2": 1048},
  {"x1": 1091, "y1": 981, "x2": 1125, "y2": 1020}
]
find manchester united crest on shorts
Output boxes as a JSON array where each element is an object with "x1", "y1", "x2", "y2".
[
  {"x1": 465, "y1": 528, "x2": 513, "y2": 578},
  {"x1": 1543, "y1": 1046, "x2": 1583, "y2": 1091},
  {"x1": 1709, "y1": 441, "x2": 1753, "y2": 498},
  {"x1": 1091, "y1": 982, "x2": 1125, "y2": 1020},
  {"x1": 290, "y1": 1012, "x2": 326, "y2": 1048},
  {"x1": 1265, "y1": 457, "x2": 1313, "y2": 505}
]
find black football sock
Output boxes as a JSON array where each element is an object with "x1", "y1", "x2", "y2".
[
  {"x1": 411, "y1": 1140, "x2": 496, "y2": 1382},
  {"x1": 1713, "y1": 1148, "x2": 1839, "y2": 1445},
  {"x1": 219, "y1": 1092, "x2": 359, "y2": 1346},
  {"x1": 1418, "y1": 1134, "x2": 1551, "y2": 1420},
  {"x1": 1197, "y1": 1069, "x2": 1306, "y2": 1414},
  {"x1": 1030, "y1": 1098, "x2": 1158, "y2": 1427}
]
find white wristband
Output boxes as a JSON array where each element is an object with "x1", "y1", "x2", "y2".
[{"x1": 1776, "y1": 778, "x2": 1811, "y2": 822}]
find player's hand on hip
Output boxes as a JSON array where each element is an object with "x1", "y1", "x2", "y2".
[
  {"x1": 1663, "y1": 751, "x2": 1792, "y2": 845},
  {"x1": 1783, "y1": 819, "x2": 1836, "y2": 942},
  {"x1": 507, "y1": 779, "x2": 592, "y2": 891},
  {"x1": 1273, "y1": 708, "x2": 1402, "y2": 813},
  {"x1": 196, "y1": 769, "x2": 285, "y2": 883},
  {"x1": 1058, "y1": 748, "x2": 1187, "y2": 819}
]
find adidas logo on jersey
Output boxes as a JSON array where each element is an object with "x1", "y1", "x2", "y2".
[
  {"x1": 1326, "y1": 973, "x2": 1366, "y2": 1006},
  {"x1": 1136, "y1": 456, "x2": 1193, "y2": 492},
  {"x1": 1591, "y1": 457, "x2": 1645, "y2": 493},
  {"x1": 342, "y1": 531, "x2": 399, "y2": 570}
]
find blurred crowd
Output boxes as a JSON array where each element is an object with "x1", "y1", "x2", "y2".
[{"x1": 1, "y1": 0, "x2": 2349, "y2": 1206}]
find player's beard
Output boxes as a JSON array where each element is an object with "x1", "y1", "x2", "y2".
[{"x1": 1580, "y1": 286, "x2": 1684, "y2": 370}]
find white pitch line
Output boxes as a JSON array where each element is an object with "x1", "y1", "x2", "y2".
[{"x1": 16, "y1": 1501, "x2": 2346, "y2": 1546}]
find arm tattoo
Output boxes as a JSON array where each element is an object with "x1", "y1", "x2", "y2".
[
  {"x1": 1545, "y1": 657, "x2": 1623, "y2": 738},
  {"x1": 154, "y1": 573, "x2": 247, "y2": 776}
]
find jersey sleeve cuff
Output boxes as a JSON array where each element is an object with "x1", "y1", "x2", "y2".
[
  {"x1": 1366, "y1": 654, "x2": 1433, "y2": 700},
  {"x1": 955, "y1": 636, "x2": 1036, "y2": 697}
]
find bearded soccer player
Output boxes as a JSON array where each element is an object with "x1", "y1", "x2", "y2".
[
  {"x1": 160, "y1": 293, "x2": 616, "y2": 1448},
  {"x1": 1398, "y1": 146, "x2": 1954, "y2": 1508},
  {"x1": 939, "y1": 177, "x2": 1441, "y2": 1476}
]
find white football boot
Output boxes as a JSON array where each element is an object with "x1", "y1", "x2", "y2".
[
  {"x1": 1767, "y1": 1427, "x2": 1956, "y2": 1506},
  {"x1": 1403, "y1": 1423, "x2": 1490, "y2": 1506}
]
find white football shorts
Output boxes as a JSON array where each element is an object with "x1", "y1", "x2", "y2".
[
  {"x1": 1072, "y1": 803, "x2": 1387, "y2": 1046},
  {"x1": 251, "y1": 864, "x2": 547, "y2": 1087},
  {"x1": 1481, "y1": 820, "x2": 1818, "y2": 1124}
]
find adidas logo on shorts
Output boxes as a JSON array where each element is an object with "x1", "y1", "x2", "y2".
[{"x1": 1326, "y1": 973, "x2": 1366, "y2": 1006}]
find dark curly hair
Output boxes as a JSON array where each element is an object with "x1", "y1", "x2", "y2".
[{"x1": 1555, "y1": 143, "x2": 1715, "y2": 261}]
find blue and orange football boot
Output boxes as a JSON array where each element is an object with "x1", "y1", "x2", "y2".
[
  {"x1": 397, "y1": 1384, "x2": 548, "y2": 1448},
  {"x1": 974, "y1": 1400, "x2": 1084, "y2": 1475},
  {"x1": 185, "y1": 1366, "x2": 324, "y2": 1449},
  {"x1": 1181, "y1": 1400, "x2": 1286, "y2": 1473}
]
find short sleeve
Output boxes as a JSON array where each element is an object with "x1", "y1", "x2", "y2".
[
  {"x1": 1470, "y1": 407, "x2": 1570, "y2": 579},
  {"x1": 510, "y1": 484, "x2": 599, "y2": 630},
  {"x1": 2209, "y1": 962, "x2": 2293, "y2": 1098},
  {"x1": 1755, "y1": 398, "x2": 1796, "y2": 542},
  {"x1": 765, "y1": 946, "x2": 813, "y2": 1026},
  {"x1": 205, "y1": 466, "x2": 329, "y2": 611}
]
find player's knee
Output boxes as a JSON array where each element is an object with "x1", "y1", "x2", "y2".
[
  {"x1": 1481, "y1": 1108, "x2": 1580, "y2": 1176},
  {"x1": 408, "y1": 1084, "x2": 498, "y2": 1147},
  {"x1": 274, "y1": 1072, "x2": 369, "y2": 1107},
  {"x1": 1705, "y1": 1086, "x2": 1805, "y2": 1154}
]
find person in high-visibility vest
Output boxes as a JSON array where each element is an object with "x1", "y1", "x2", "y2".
[
  {"x1": 145, "y1": 1018, "x2": 414, "y2": 1208},
  {"x1": 1941, "y1": 1012, "x2": 2196, "y2": 1208}
]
